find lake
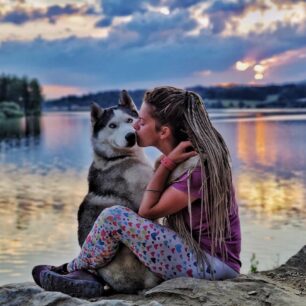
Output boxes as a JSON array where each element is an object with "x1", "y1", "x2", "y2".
[{"x1": 0, "y1": 109, "x2": 305, "y2": 285}]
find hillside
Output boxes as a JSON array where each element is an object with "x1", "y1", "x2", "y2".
[{"x1": 44, "y1": 82, "x2": 306, "y2": 111}]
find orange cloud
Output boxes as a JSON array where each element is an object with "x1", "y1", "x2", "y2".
[
  {"x1": 42, "y1": 84, "x2": 88, "y2": 99},
  {"x1": 235, "y1": 60, "x2": 255, "y2": 71},
  {"x1": 235, "y1": 47, "x2": 306, "y2": 81}
]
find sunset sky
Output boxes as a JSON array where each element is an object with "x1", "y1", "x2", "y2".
[{"x1": 0, "y1": 0, "x2": 306, "y2": 99}]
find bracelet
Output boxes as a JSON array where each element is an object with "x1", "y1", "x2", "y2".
[
  {"x1": 145, "y1": 189, "x2": 162, "y2": 193},
  {"x1": 160, "y1": 155, "x2": 176, "y2": 171}
]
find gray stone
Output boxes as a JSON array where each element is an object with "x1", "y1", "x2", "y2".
[{"x1": 1, "y1": 246, "x2": 305, "y2": 306}]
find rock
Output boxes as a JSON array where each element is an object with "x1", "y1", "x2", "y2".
[{"x1": 1, "y1": 246, "x2": 305, "y2": 306}]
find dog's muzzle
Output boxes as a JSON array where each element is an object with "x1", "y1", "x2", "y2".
[{"x1": 125, "y1": 132, "x2": 136, "y2": 147}]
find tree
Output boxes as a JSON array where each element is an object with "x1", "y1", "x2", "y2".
[
  {"x1": 28, "y1": 78, "x2": 43, "y2": 115},
  {"x1": 21, "y1": 77, "x2": 30, "y2": 112},
  {"x1": 0, "y1": 75, "x2": 8, "y2": 102},
  {"x1": 0, "y1": 74, "x2": 43, "y2": 115}
]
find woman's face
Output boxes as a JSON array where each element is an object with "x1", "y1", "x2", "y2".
[{"x1": 133, "y1": 102, "x2": 160, "y2": 147}]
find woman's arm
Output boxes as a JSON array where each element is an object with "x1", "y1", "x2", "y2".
[{"x1": 138, "y1": 141, "x2": 198, "y2": 219}]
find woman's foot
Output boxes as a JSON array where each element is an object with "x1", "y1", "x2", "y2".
[
  {"x1": 32, "y1": 265, "x2": 105, "y2": 298},
  {"x1": 50, "y1": 263, "x2": 68, "y2": 274},
  {"x1": 32, "y1": 265, "x2": 52, "y2": 287}
]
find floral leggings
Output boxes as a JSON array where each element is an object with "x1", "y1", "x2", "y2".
[{"x1": 67, "y1": 205, "x2": 237, "y2": 280}]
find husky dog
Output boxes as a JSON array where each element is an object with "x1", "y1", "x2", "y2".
[{"x1": 77, "y1": 90, "x2": 161, "y2": 293}]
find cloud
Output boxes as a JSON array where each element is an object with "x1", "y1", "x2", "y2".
[
  {"x1": 165, "y1": 0, "x2": 201, "y2": 10},
  {"x1": 101, "y1": 0, "x2": 151, "y2": 17},
  {"x1": 123, "y1": 10, "x2": 197, "y2": 44},
  {"x1": 1, "y1": 29, "x2": 306, "y2": 95},
  {"x1": 205, "y1": 0, "x2": 253, "y2": 14},
  {"x1": 0, "y1": 33, "x2": 248, "y2": 89},
  {"x1": 0, "y1": 4, "x2": 94, "y2": 25},
  {"x1": 0, "y1": 10, "x2": 31, "y2": 25},
  {"x1": 100, "y1": 0, "x2": 202, "y2": 18},
  {"x1": 93, "y1": 8, "x2": 198, "y2": 50},
  {"x1": 270, "y1": 53, "x2": 306, "y2": 83},
  {"x1": 46, "y1": 4, "x2": 82, "y2": 22},
  {"x1": 242, "y1": 23, "x2": 306, "y2": 61},
  {"x1": 200, "y1": 0, "x2": 255, "y2": 34},
  {"x1": 95, "y1": 16, "x2": 112, "y2": 27},
  {"x1": 42, "y1": 84, "x2": 87, "y2": 99},
  {"x1": 1, "y1": 0, "x2": 306, "y2": 92},
  {"x1": 216, "y1": 0, "x2": 306, "y2": 37}
]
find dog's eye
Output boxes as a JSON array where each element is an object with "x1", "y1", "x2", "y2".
[
  {"x1": 109, "y1": 123, "x2": 117, "y2": 129},
  {"x1": 126, "y1": 118, "x2": 133, "y2": 123}
]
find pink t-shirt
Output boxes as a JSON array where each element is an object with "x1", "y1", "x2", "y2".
[{"x1": 171, "y1": 166, "x2": 241, "y2": 273}]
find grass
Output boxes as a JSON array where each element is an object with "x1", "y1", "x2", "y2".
[{"x1": 250, "y1": 253, "x2": 259, "y2": 273}]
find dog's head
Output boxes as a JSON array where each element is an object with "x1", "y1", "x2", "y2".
[{"x1": 91, "y1": 90, "x2": 139, "y2": 155}]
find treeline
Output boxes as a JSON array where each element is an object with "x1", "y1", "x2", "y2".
[
  {"x1": 0, "y1": 74, "x2": 43, "y2": 115},
  {"x1": 45, "y1": 82, "x2": 306, "y2": 110},
  {"x1": 45, "y1": 89, "x2": 145, "y2": 110},
  {"x1": 189, "y1": 83, "x2": 306, "y2": 107}
]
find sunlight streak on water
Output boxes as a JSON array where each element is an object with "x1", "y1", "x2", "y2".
[{"x1": 237, "y1": 169, "x2": 305, "y2": 224}]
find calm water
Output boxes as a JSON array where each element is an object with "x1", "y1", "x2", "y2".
[{"x1": 0, "y1": 109, "x2": 305, "y2": 285}]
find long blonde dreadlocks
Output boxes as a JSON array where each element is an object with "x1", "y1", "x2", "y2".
[{"x1": 144, "y1": 86, "x2": 234, "y2": 272}]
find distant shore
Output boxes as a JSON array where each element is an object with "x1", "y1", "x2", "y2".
[
  {"x1": 42, "y1": 106, "x2": 306, "y2": 114},
  {"x1": 44, "y1": 82, "x2": 306, "y2": 111}
]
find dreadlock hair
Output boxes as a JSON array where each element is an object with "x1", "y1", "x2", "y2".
[{"x1": 144, "y1": 86, "x2": 233, "y2": 272}]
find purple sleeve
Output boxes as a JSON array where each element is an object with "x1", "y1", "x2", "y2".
[{"x1": 171, "y1": 167, "x2": 202, "y2": 199}]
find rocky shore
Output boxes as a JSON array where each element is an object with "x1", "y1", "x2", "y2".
[{"x1": 1, "y1": 245, "x2": 305, "y2": 306}]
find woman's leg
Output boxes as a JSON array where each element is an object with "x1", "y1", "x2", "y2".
[{"x1": 67, "y1": 205, "x2": 236, "y2": 280}]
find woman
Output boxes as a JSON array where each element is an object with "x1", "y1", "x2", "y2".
[{"x1": 33, "y1": 86, "x2": 241, "y2": 295}]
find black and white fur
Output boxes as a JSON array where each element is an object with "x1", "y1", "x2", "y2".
[{"x1": 77, "y1": 90, "x2": 161, "y2": 293}]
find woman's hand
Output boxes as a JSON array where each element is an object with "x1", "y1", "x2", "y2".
[
  {"x1": 168, "y1": 141, "x2": 197, "y2": 164},
  {"x1": 138, "y1": 141, "x2": 198, "y2": 219}
]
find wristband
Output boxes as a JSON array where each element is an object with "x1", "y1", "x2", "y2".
[{"x1": 160, "y1": 156, "x2": 176, "y2": 171}]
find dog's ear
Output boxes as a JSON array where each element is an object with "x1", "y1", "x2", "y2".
[
  {"x1": 119, "y1": 90, "x2": 137, "y2": 112},
  {"x1": 91, "y1": 102, "x2": 104, "y2": 125}
]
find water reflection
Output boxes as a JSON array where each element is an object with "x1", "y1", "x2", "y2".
[
  {"x1": 0, "y1": 116, "x2": 41, "y2": 149},
  {"x1": 0, "y1": 164, "x2": 87, "y2": 283},
  {"x1": 236, "y1": 169, "x2": 305, "y2": 225},
  {"x1": 0, "y1": 111, "x2": 305, "y2": 282},
  {"x1": 42, "y1": 113, "x2": 90, "y2": 153},
  {"x1": 227, "y1": 117, "x2": 306, "y2": 224},
  {"x1": 236, "y1": 118, "x2": 306, "y2": 170},
  {"x1": 214, "y1": 114, "x2": 306, "y2": 272},
  {"x1": 0, "y1": 113, "x2": 91, "y2": 171}
]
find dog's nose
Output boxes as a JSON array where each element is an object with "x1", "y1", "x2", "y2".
[{"x1": 125, "y1": 132, "x2": 136, "y2": 147}]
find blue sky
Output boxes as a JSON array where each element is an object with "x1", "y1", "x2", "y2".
[{"x1": 0, "y1": 0, "x2": 306, "y2": 98}]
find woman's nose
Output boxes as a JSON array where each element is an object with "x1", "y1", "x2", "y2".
[{"x1": 133, "y1": 120, "x2": 139, "y2": 130}]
